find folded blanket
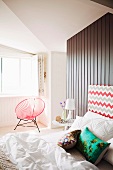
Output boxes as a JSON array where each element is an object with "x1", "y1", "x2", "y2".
[{"x1": 0, "y1": 148, "x2": 17, "y2": 170}]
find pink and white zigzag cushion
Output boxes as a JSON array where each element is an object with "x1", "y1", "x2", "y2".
[
  {"x1": 88, "y1": 85, "x2": 113, "y2": 118},
  {"x1": 69, "y1": 112, "x2": 113, "y2": 141}
]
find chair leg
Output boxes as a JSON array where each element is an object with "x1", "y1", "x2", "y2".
[
  {"x1": 33, "y1": 118, "x2": 40, "y2": 133},
  {"x1": 14, "y1": 119, "x2": 21, "y2": 130}
]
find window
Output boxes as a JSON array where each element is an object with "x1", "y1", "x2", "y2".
[
  {"x1": 2, "y1": 58, "x2": 20, "y2": 94},
  {"x1": 0, "y1": 56, "x2": 38, "y2": 96}
]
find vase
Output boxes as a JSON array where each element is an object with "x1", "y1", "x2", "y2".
[{"x1": 61, "y1": 110, "x2": 66, "y2": 121}]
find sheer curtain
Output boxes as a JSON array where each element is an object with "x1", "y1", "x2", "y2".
[{"x1": 38, "y1": 54, "x2": 45, "y2": 96}]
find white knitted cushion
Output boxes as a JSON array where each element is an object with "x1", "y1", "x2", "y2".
[
  {"x1": 69, "y1": 112, "x2": 113, "y2": 141},
  {"x1": 104, "y1": 138, "x2": 113, "y2": 165}
]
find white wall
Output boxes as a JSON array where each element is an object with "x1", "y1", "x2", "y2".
[
  {"x1": 50, "y1": 52, "x2": 66, "y2": 128},
  {"x1": 37, "y1": 53, "x2": 51, "y2": 127},
  {"x1": 0, "y1": 96, "x2": 30, "y2": 127},
  {"x1": 0, "y1": 95, "x2": 49, "y2": 128},
  {"x1": 0, "y1": 52, "x2": 66, "y2": 128},
  {"x1": 39, "y1": 52, "x2": 66, "y2": 128}
]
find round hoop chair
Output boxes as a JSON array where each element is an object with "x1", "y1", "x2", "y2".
[{"x1": 14, "y1": 98, "x2": 45, "y2": 132}]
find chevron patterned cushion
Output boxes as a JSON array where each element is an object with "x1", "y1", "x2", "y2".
[{"x1": 88, "y1": 85, "x2": 113, "y2": 118}]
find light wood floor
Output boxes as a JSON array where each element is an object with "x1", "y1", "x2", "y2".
[{"x1": 0, "y1": 122, "x2": 63, "y2": 137}]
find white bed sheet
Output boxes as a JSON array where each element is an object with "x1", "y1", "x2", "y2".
[
  {"x1": 41, "y1": 130, "x2": 113, "y2": 170},
  {"x1": 16, "y1": 129, "x2": 113, "y2": 170},
  {"x1": 0, "y1": 130, "x2": 99, "y2": 170}
]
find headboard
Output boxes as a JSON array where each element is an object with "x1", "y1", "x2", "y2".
[{"x1": 88, "y1": 85, "x2": 113, "y2": 118}]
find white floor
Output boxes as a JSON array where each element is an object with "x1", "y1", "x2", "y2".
[{"x1": 0, "y1": 122, "x2": 63, "y2": 137}]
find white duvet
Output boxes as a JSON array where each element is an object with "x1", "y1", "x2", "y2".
[{"x1": 0, "y1": 132, "x2": 99, "y2": 170}]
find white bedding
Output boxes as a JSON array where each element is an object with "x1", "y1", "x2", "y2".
[{"x1": 0, "y1": 132, "x2": 99, "y2": 170}]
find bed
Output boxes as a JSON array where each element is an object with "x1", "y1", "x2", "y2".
[{"x1": 0, "y1": 85, "x2": 113, "y2": 170}]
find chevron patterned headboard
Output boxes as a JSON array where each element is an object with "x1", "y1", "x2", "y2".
[{"x1": 88, "y1": 85, "x2": 113, "y2": 118}]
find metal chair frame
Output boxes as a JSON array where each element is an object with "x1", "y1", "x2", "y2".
[{"x1": 14, "y1": 98, "x2": 45, "y2": 133}]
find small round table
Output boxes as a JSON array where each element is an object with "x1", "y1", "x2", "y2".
[{"x1": 52, "y1": 119, "x2": 75, "y2": 130}]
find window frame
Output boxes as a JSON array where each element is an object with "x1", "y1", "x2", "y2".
[{"x1": 0, "y1": 56, "x2": 38, "y2": 96}]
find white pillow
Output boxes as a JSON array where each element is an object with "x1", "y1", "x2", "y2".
[
  {"x1": 84, "y1": 111, "x2": 112, "y2": 120},
  {"x1": 69, "y1": 112, "x2": 113, "y2": 141},
  {"x1": 104, "y1": 138, "x2": 113, "y2": 165},
  {"x1": 68, "y1": 115, "x2": 83, "y2": 131},
  {"x1": 76, "y1": 115, "x2": 83, "y2": 120}
]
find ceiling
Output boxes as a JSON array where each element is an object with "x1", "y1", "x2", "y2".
[
  {"x1": 91, "y1": 0, "x2": 113, "y2": 9},
  {"x1": 1, "y1": 0, "x2": 113, "y2": 53}
]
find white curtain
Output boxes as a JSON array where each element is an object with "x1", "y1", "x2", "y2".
[{"x1": 38, "y1": 54, "x2": 45, "y2": 96}]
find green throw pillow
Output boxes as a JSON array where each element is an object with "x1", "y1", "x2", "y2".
[{"x1": 76, "y1": 127, "x2": 110, "y2": 165}]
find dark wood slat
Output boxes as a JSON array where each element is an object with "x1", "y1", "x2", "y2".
[
  {"x1": 110, "y1": 13, "x2": 113, "y2": 85},
  {"x1": 94, "y1": 21, "x2": 98, "y2": 85},
  {"x1": 78, "y1": 32, "x2": 82, "y2": 116},
  {"x1": 66, "y1": 13, "x2": 113, "y2": 117},
  {"x1": 71, "y1": 37, "x2": 74, "y2": 98},
  {"x1": 67, "y1": 39, "x2": 71, "y2": 98},
  {"x1": 101, "y1": 16, "x2": 106, "y2": 85},
  {"x1": 105, "y1": 14, "x2": 110, "y2": 84},
  {"x1": 69, "y1": 39, "x2": 72, "y2": 97},
  {"x1": 97, "y1": 18, "x2": 102, "y2": 85},
  {"x1": 73, "y1": 35, "x2": 77, "y2": 117},
  {"x1": 84, "y1": 28, "x2": 88, "y2": 113},
  {"x1": 76, "y1": 34, "x2": 79, "y2": 116},
  {"x1": 81, "y1": 30, "x2": 85, "y2": 116},
  {"x1": 87, "y1": 26, "x2": 91, "y2": 86},
  {"x1": 90, "y1": 24, "x2": 94, "y2": 85}
]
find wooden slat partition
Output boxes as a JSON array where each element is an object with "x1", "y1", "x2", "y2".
[{"x1": 67, "y1": 13, "x2": 113, "y2": 117}]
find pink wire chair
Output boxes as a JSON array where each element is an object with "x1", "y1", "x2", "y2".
[{"x1": 14, "y1": 98, "x2": 45, "y2": 132}]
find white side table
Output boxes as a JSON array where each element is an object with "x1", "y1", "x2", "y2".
[{"x1": 52, "y1": 119, "x2": 74, "y2": 130}]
